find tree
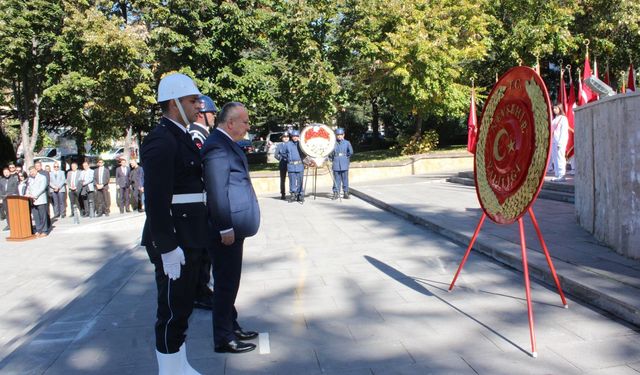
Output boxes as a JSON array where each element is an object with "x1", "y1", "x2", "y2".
[
  {"x1": 0, "y1": 0, "x2": 64, "y2": 166},
  {"x1": 44, "y1": 4, "x2": 155, "y2": 153}
]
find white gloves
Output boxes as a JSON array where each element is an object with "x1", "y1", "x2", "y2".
[{"x1": 161, "y1": 247, "x2": 186, "y2": 280}]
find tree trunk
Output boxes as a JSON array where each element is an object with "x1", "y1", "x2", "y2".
[
  {"x1": 124, "y1": 125, "x2": 133, "y2": 163},
  {"x1": 413, "y1": 114, "x2": 423, "y2": 137},
  {"x1": 371, "y1": 97, "x2": 380, "y2": 147}
]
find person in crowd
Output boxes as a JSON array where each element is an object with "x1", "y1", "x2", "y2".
[
  {"x1": 329, "y1": 128, "x2": 354, "y2": 200},
  {"x1": 116, "y1": 158, "x2": 131, "y2": 213},
  {"x1": 551, "y1": 104, "x2": 569, "y2": 182},
  {"x1": 274, "y1": 132, "x2": 290, "y2": 200},
  {"x1": 94, "y1": 159, "x2": 111, "y2": 217},
  {"x1": 49, "y1": 162, "x2": 67, "y2": 218},
  {"x1": 80, "y1": 161, "x2": 95, "y2": 217},
  {"x1": 141, "y1": 73, "x2": 207, "y2": 374},
  {"x1": 202, "y1": 102, "x2": 261, "y2": 354},
  {"x1": 35, "y1": 161, "x2": 51, "y2": 227},
  {"x1": 188, "y1": 95, "x2": 218, "y2": 311},
  {"x1": 189, "y1": 94, "x2": 218, "y2": 150},
  {"x1": 283, "y1": 130, "x2": 305, "y2": 202},
  {"x1": 8, "y1": 163, "x2": 17, "y2": 176},
  {"x1": 129, "y1": 159, "x2": 144, "y2": 213},
  {"x1": 17, "y1": 171, "x2": 28, "y2": 196},
  {"x1": 66, "y1": 162, "x2": 81, "y2": 217},
  {"x1": 26, "y1": 166, "x2": 49, "y2": 237},
  {"x1": 1, "y1": 166, "x2": 19, "y2": 231}
]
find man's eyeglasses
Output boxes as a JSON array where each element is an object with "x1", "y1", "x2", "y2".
[{"x1": 54, "y1": 166, "x2": 59, "y2": 168}]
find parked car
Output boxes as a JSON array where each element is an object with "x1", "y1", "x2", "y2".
[
  {"x1": 33, "y1": 156, "x2": 67, "y2": 171},
  {"x1": 266, "y1": 131, "x2": 285, "y2": 163},
  {"x1": 236, "y1": 139, "x2": 255, "y2": 154}
]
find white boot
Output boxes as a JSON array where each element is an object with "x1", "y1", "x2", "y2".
[
  {"x1": 156, "y1": 349, "x2": 183, "y2": 375},
  {"x1": 179, "y1": 343, "x2": 201, "y2": 375}
]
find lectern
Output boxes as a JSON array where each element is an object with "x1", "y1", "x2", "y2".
[{"x1": 6, "y1": 196, "x2": 35, "y2": 241}]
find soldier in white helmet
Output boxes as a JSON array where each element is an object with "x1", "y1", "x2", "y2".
[{"x1": 140, "y1": 73, "x2": 207, "y2": 375}]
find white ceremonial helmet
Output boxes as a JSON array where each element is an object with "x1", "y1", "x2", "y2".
[
  {"x1": 157, "y1": 73, "x2": 201, "y2": 102},
  {"x1": 157, "y1": 73, "x2": 201, "y2": 125}
]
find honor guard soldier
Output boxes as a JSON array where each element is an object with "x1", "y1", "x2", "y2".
[
  {"x1": 283, "y1": 130, "x2": 305, "y2": 202},
  {"x1": 141, "y1": 73, "x2": 208, "y2": 375},
  {"x1": 189, "y1": 95, "x2": 218, "y2": 150},
  {"x1": 329, "y1": 128, "x2": 354, "y2": 199},
  {"x1": 188, "y1": 94, "x2": 217, "y2": 311},
  {"x1": 274, "y1": 132, "x2": 290, "y2": 200}
]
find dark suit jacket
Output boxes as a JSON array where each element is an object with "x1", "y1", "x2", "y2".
[
  {"x1": 115, "y1": 166, "x2": 130, "y2": 188},
  {"x1": 140, "y1": 117, "x2": 209, "y2": 256},
  {"x1": 202, "y1": 129, "x2": 260, "y2": 240},
  {"x1": 0, "y1": 174, "x2": 19, "y2": 198},
  {"x1": 129, "y1": 166, "x2": 143, "y2": 188},
  {"x1": 94, "y1": 166, "x2": 110, "y2": 190}
]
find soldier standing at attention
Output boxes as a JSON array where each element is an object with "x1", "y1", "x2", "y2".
[
  {"x1": 141, "y1": 73, "x2": 208, "y2": 374},
  {"x1": 330, "y1": 128, "x2": 354, "y2": 200},
  {"x1": 283, "y1": 130, "x2": 305, "y2": 202},
  {"x1": 189, "y1": 95, "x2": 218, "y2": 150},
  {"x1": 274, "y1": 132, "x2": 290, "y2": 200},
  {"x1": 188, "y1": 94, "x2": 218, "y2": 311}
]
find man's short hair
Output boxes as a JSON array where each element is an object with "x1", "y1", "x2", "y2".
[
  {"x1": 28, "y1": 166, "x2": 36, "y2": 172},
  {"x1": 217, "y1": 102, "x2": 245, "y2": 125},
  {"x1": 159, "y1": 100, "x2": 170, "y2": 113}
]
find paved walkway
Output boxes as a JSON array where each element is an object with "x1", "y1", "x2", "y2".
[{"x1": 0, "y1": 180, "x2": 640, "y2": 374}]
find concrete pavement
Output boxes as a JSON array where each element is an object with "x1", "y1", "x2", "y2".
[{"x1": 1, "y1": 179, "x2": 640, "y2": 374}]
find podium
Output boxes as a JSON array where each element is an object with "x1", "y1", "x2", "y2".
[{"x1": 6, "y1": 196, "x2": 35, "y2": 242}]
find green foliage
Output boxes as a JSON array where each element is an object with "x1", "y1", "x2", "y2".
[
  {"x1": 0, "y1": 0, "x2": 638, "y2": 155},
  {"x1": 395, "y1": 130, "x2": 439, "y2": 156}
]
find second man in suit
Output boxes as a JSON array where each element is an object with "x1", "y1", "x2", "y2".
[
  {"x1": 202, "y1": 102, "x2": 261, "y2": 354},
  {"x1": 94, "y1": 159, "x2": 111, "y2": 217}
]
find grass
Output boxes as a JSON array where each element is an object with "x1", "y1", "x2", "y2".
[{"x1": 249, "y1": 145, "x2": 468, "y2": 172}]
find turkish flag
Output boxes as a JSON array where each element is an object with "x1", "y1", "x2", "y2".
[
  {"x1": 467, "y1": 87, "x2": 478, "y2": 154},
  {"x1": 566, "y1": 73, "x2": 576, "y2": 159},
  {"x1": 581, "y1": 54, "x2": 598, "y2": 103},
  {"x1": 559, "y1": 69, "x2": 568, "y2": 115},
  {"x1": 628, "y1": 63, "x2": 636, "y2": 93},
  {"x1": 603, "y1": 63, "x2": 611, "y2": 87}
]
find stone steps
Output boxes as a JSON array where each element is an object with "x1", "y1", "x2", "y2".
[{"x1": 447, "y1": 172, "x2": 575, "y2": 204}]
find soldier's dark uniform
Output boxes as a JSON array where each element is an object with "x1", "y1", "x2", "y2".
[
  {"x1": 274, "y1": 133, "x2": 289, "y2": 200},
  {"x1": 329, "y1": 128, "x2": 354, "y2": 199},
  {"x1": 283, "y1": 131, "x2": 305, "y2": 202},
  {"x1": 141, "y1": 116, "x2": 209, "y2": 354}
]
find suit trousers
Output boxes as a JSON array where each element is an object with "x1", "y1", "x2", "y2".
[
  {"x1": 68, "y1": 190, "x2": 79, "y2": 215},
  {"x1": 210, "y1": 238, "x2": 245, "y2": 345},
  {"x1": 117, "y1": 187, "x2": 130, "y2": 211},
  {"x1": 51, "y1": 191, "x2": 66, "y2": 217},
  {"x1": 130, "y1": 187, "x2": 142, "y2": 211},
  {"x1": 288, "y1": 172, "x2": 303, "y2": 195},
  {"x1": 32, "y1": 203, "x2": 48, "y2": 233},
  {"x1": 0, "y1": 200, "x2": 6, "y2": 221},
  {"x1": 279, "y1": 162, "x2": 287, "y2": 195},
  {"x1": 95, "y1": 188, "x2": 110, "y2": 215},
  {"x1": 332, "y1": 170, "x2": 349, "y2": 193},
  {"x1": 148, "y1": 246, "x2": 206, "y2": 354}
]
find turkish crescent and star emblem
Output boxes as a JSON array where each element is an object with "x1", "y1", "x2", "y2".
[
  {"x1": 474, "y1": 66, "x2": 552, "y2": 224},
  {"x1": 300, "y1": 124, "x2": 336, "y2": 159}
]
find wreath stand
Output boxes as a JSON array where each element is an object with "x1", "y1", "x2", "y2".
[
  {"x1": 302, "y1": 157, "x2": 339, "y2": 202},
  {"x1": 448, "y1": 207, "x2": 568, "y2": 358}
]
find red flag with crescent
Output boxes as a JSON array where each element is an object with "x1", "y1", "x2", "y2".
[
  {"x1": 566, "y1": 72, "x2": 576, "y2": 159},
  {"x1": 467, "y1": 87, "x2": 478, "y2": 154},
  {"x1": 628, "y1": 63, "x2": 636, "y2": 93}
]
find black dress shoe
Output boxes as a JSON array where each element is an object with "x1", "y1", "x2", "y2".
[
  {"x1": 214, "y1": 340, "x2": 256, "y2": 353},
  {"x1": 344, "y1": 192, "x2": 350, "y2": 199},
  {"x1": 281, "y1": 193, "x2": 286, "y2": 200},
  {"x1": 234, "y1": 329, "x2": 258, "y2": 340}
]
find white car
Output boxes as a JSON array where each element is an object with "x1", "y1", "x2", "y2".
[{"x1": 33, "y1": 156, "x2": 69, "y2": 172}]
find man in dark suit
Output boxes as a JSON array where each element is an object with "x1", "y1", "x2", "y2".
[
  {"x1": 1, "y1": 166, "x2": 19, "y2": 230},
  {"x1": 93, "y1": 159, "x2": 111, "y2": 217},
  {"x1": 66, "y1": 162, "x2": 81, "y2": 217},
  {"x1": 141, "y1": 72, "x2": 206, "y2": 373},
  {"x1": 115, "y1": 158, "x2": 131, "y2": 213},
  {"x1": 128, "y1": 159, "x2": 144, "y2": 212},
  {"x1": 202, "y1": 102, "x2": 261, "y2": 354}
]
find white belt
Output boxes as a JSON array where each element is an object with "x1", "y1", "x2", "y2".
[{"x1": 172, "y1": 192, "x2": 207, "y2": 204}]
